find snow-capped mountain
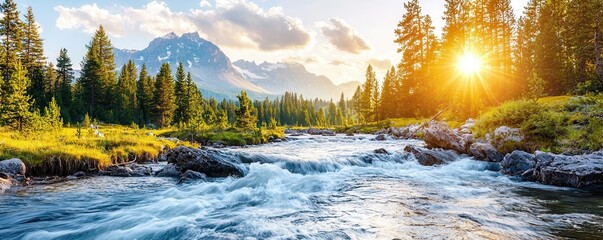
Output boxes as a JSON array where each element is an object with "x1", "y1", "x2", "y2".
[
  {"x1": 114, "y1": 32, "x2": 269, "y2": 99},
  {"x1": 114, "y1": 32, "x2": 358, "y2": 100},
  {"x1": 233, "y1": 60, "x2": 359, "y2": 100}
]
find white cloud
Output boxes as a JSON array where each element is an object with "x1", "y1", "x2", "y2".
[
  {"x1": 54, "y1": 4, "x2": 126, "y2": 37},
  {"x1": 54, "y1": 0, "x2": 312, "y2": 50},
  {"x1": 199, "y1": 0, "x2": 212, "y2": 8},
  {"x1": 318, "y1": 18, "x2": 370, "y2": 54}
]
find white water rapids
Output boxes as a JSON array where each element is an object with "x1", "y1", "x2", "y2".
[{"x1": 1, "y1": 134, "x2": 602, "y2": 239}]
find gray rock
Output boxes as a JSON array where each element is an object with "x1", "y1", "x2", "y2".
[
  {"x1": 375, "y1": 134, "x2": 386, "y2": 141},
  {"x1": 423, "y1": 122, "x2": 471, "y2": 153},
  {"x1": 166, "y1": 146, "x2": 245, "y2": 178},
  {"x1": 374, "y1": 148, "x2": 389, "y2": 155},
  {"x1": 404, "y1": 145, "x2": 460, "y2": 166},
  {"x1": 100, "y1": 163, "x2": 152, "y2": 177},
  {"x1": 0, "y1": 158, "x2": 26, "y2": 176},
  {"x1": 130, "y1": 163, "x2": 153, "y2": 176},
  {"x1": 532, "y1": 151, "x2": 603, "y2": 188},
  {"x1": 470, "y1": 143, "x2": 504, "y2": 162},
  {"x1": 346, "y1": 133, "x2": 355, "y2": 136},
  {"x1": 66, "y1": 175, "x2": 78, "y2": 180},
  {"x1": 155, "y1": 163, "x2": 181, "y2": 177},
  {"x1": 73, "y1": 171, "x2": 86, "y2": 177},
  {"x1": 101, "y1": 165, "x2": 134, "y2": 177},
  {"x1": 490, "y1": 126, "x2": 524, "y2": 151},
  {"x1": 459, "y1": 119, "x2": 475, "y2": 135},
  {"x1": 500, "y1": 151, "x2": 536, "y2": 176},
  {"x1": 178, "y1": 170, "x2": 208, "y2": 183}
]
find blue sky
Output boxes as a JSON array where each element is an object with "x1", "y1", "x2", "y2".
[{"x1": 22, "y1": 0, "x2": 527, "y2": 84}]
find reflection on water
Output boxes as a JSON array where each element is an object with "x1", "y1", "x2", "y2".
[{"x1": 0, "y1": 135, "x2": 602, "y2": 239}]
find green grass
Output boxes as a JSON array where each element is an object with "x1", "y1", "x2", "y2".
[
  {"x1": 472, "y1": 95, "x2": 603, "y2": 153},
  {"x1": 0, "y1": 125, "x2": 194, "y2": 168},
  {"x1": 163, "y1": 127, "x2": 285, "y2": 146}
]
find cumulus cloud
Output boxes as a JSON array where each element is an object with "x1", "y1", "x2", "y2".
[
  {"x1": 318, "y1": 18, "x2": 370, "y2": 54},
  {"x1": 367, "y1": 58, "x2": 392, "y2": 70},
  {"x1": 199, "y1": 0, "x2": 212, "y2": 8},
  {"x1": 54, "y1": 0, "x2": 312, "y2": 50}
]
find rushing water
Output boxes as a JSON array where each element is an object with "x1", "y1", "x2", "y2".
[{"x1": 1, "y1": 135, "x2": 602, "y2": 239}]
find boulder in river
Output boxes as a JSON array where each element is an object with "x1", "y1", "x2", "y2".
[
  {"x1": 178, "y1": 170, "x2": 208, "y2": 183},
  {"x1": 470, "y1": 143, "x2": 504, "y2": 162},
  {"x1": 423, "y1": 122, "x2": 472, "y2": 154},
  {"x1": 375, "y1": 134, "x2": 386, "y2": 141},
  {"x1": 155, "y1": 163, "x2": 181, "y2": 177},
  {"x1": 0, "y1": 158, "x2": 26, "y2": 176},
  {"x1": 532, "y1": 151, "x2": 603, "y2": 189},
  {"x1": 166, "y1": 146, "x2": 245, "y2": 178},
  {"x1": 404, "y1": 145, "x2": 460, "y2": 166},
  {"x1": 374, "y1": 148, "x2": 389, "y2": 155},
  {"x1": 500, "y1": 151, "x2": 536, "y2": 176}
]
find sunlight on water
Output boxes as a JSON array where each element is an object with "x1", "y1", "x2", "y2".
[{"x1": 1, "y1": 135, "x2": 602, "y2": 239}]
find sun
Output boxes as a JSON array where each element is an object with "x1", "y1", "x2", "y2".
[{"x1": 457, "y1": 53, "x2": 482, "y2": 75}]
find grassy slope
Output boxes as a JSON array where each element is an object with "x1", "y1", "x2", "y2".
[
  {"x1": 473, "y1": 95, "x2": 603, "y2": 153},
  {"x1": 0, "y1": 126, "x2": 193, "y2": 168}
]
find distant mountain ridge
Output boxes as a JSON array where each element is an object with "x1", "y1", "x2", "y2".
[{"x1": 114, "y1": 32, "x2": 358, "y2": 99}]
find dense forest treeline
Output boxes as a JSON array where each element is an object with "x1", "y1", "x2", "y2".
[
  {"x1": 353, "y1": 0, "x2": 603, "y2": 121},
  {"x1": 1, "y1": 0, "x2": 602, "y2": 133}
]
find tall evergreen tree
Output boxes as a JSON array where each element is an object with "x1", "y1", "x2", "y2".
[
  {"x1": 76, "y1": 25, "x2": 117, "y2": 121},
  {"x1": 235, "y1": 91, "x2": 257, "y2": 130},
  {"x1": 151, "y1": 63, "x2": 176, "y2": 127},
  {"x1": 115, "y1": 60, "x2": 138, "y2": 124},
  {"x1": 535, "y1": 0, "x2": 568, "y2": 95},
  {"x1": 56, "y1": 48, "x2": 73, "y2": 122},
  {"x1": 395, "y1": 0, "x2": 438, "y2": 116},
  {"x1": 0, "y1": 0, "x2": 22, "y2": 82},
  {"x1": 360, "y1": 65, "x2": 377, "y2": 121},
  {"x1": 0, "y1": 61, "x2": 32, "y2": 131},
  {"x1": 136, "y1": 64, "x2": 154, "y2": 125},
  {"x1": 378, "y1": 66, "x2": 397, "y2": 119},
  {"x1": 173, "y1": 62, "x2": 189, "y2": 124}
]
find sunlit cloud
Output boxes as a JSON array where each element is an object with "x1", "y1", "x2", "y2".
[
  {"x1": 318, "y1": 18, "x2": 370, "y2": 54},
  {"x1": 54, "y1": 0, "x2": 312, "y2": 51}
]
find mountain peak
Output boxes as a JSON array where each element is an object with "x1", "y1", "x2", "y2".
[
  {"x1": 182, "y1": 32, "x2": 201, "y2": 40},
  {"x1": 162, "y1": 32, "x2": 178, "y2": 39}
]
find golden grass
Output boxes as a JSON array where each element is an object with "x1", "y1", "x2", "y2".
[{"x1": 0, "y1": 125, "x2": 194, "y2": 167}]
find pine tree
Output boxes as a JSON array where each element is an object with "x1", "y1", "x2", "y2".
[
  {"x1": 136, "y1": 64, "x2": 154, "y2": 125},
  {"x1": 56, "y1": 48, "x2": 73, "y2": 122},
  {"x1": 535, "y1": 0, "x2": 568, "y2": 95},
  {"x1": 235, "y1": 91, "x2": 257, "y2": 130},
  {"x1": 76, "y1": 25, "x2": 117, "y2": 121},
  {"x1": 151, "y1": 63, "x2": 176, "y2": 127},
  {"x1": 360, "y1": 65, "x2": 377, "y2": 121},
  {"x1": 21, "y1": 7, "x2": 45, "y2": 101},
  {"x1": 43, "y1": 62, "x2": 57, "y2": 108},
  {"x1": 395, "y1": 0, "x2": 438, "y2": 116},
  {"x1": 44, "y1": 97, "x2": 62, "y2": 131},
  {"x1": 115, "y1": 60, "x2": 138, "y2": 124},
  {"x1": 173, "y1": 62, "x2": 189, "y2": 124},
  {"x1": 0, "y1": 0, "x2": 22, "y2": 82},
  {"x1": 378, "y1": 67, "x2": 397, "y2": 119},
  {"x1": 0, "y1": 61, "x2": 32, "y2": 131}
]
